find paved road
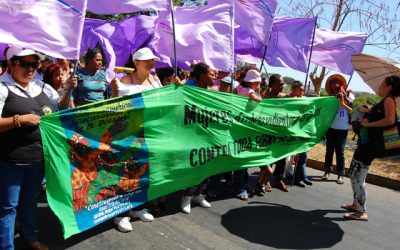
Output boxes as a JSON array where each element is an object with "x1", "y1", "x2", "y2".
[{"x1": 15, "y1": 168, "x2": 400, "y2": 250}]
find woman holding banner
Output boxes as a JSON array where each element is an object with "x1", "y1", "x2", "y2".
[
  {"x1": 111, "y1": 47, "x2": 161, "y2": 232},
  {"x1": 342, "y1": 76, "x2": 400, "y2": 221},
  {"x1": 0, "y1": 46, "x2": 76, "y2": 250}
]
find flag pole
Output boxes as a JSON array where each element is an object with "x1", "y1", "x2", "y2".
[
  {"x1": 304, "y1": 17, "x2": 318, "y2": 89},
  {"x1": 170, "y1": 1, "x2": 178, "y2": 75},
  {"x1": 345, "y1": 73, "x2": 353, "y2": 91},
  {"x1": 260, "y1": 45, "x2": 268, "y2": 71}
]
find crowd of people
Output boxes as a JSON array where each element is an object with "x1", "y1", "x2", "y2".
[{"x1": 0, "y1": 45, "x2": 399, "y2": 250}]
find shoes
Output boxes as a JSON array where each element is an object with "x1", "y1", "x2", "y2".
[
  {"x1": 181, "y1": 196, "x2": 192, "y2": 214},
  {"x1": 235, "y1": 191, "x2": 249, "y2": 201},
  {"x1": 303, "y1": 179, "x2": 313, "y2": 186},
  {"x1": 129, "y1": 208, "x2": 154, "y2": 222},
  {"x1": 321, "y1": 172, "x2": 330, "y2": 180},
  {"x1": 343, "y1": 212, "x2": 368, "y2": 221},
  {"x1": 275, "y1": 179, "x2": 289, "y2": 192},
  {"x1": 113, "y1": 217, "x2": 132, "y2": 232},
  {"x1": 294, "y1": 181, "x2": 306, "y2": 188},
  {"x1": 255, "y1": 183, "x2": 266, "y2": 196},
  {"x1": 337, "y1": 176, "x2": 344, "y2": 184},
  {"x1": 341, "y1": 204, "x2": 358, "y2": 212},
  {"x1": 27, "y1": 242, "x2": 48, "y2": 250},
  {"x1": 192, "y1": 194, "x2": 211, "y2": 208}
]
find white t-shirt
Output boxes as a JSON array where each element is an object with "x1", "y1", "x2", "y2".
[
  {"x1": 330, "y1": 107, "x2": 350, "y2": 130},
  {"x1": 117, "y1": 76, "x2": 162, "y2": 97},
  {"x1": 0, "y1": 73, "x2": 60, "y2": 116}
]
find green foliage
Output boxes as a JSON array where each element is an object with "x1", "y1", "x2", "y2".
[
  {"x1": 283, "y1": 76, "x2": 296, "y2": 85},
  {"x1": 352, "y1": 93, "x2": 380, "y2": 108}
]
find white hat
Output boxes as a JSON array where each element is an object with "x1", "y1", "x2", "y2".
[
  {"x1": 243, "y1": 69, "x2": 261, "y2": 83},
  {"x1": 6, "y1": 45, "x2": 45, "y2": 61},
  {"x1": 131, "y1": 47, "x2": 160, "y2": 61}
]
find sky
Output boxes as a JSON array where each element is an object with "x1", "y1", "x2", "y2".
[{"x1": 261, "y1": 0, "x2": 400, "y2": 94}]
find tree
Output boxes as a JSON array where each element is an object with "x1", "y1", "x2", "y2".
[{"x1": 278, "y1": 0, "x2": 400, "y2": 95}]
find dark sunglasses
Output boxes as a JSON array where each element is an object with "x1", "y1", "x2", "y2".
[{"x1": 14, "y1": 60, "x2": 40, "y2": 70}]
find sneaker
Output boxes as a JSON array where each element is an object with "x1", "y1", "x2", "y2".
[
  {"x1": 321, "y1": 172, "x2": 330, "y2": 180},
  {"x1": 129, "y1": 208, "x2": 154, "y2": 222},
  {"x1": 192, "y1": 194, "x2": 211, "y2": 208},
  {"x1": 255, "y1": 183, "x2": 266, "y2": 196},
  {"x1": 294, "y1": 181, "x2": 306, "y2": 188},
  {"x1": 28, "y1": 241, "x2": 48, "y2": 250},
  {"x1": 303, "y1": 179, "x2": 313, "y2": 186},
  {"x1": 181, "y1": 196, "x2": 192, "y2": 214},
  {"x1": 113, "y1": 217, "x2": 132, "y2": 232},
  {"x1": 337, "y1": 176, "x2": 344, "y2": 184}
]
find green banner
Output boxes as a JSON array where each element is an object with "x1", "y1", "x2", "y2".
[{"x1": 40, "y1": 85, "x2": 338, "y2": 238}]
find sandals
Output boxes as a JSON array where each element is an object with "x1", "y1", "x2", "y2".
[
  {"x1": 340, "y1": 204, "x2": 358, "y2": 212},
  {"x1": 343, "y1": 212, "x2": 368, "y2": 221},
  {"x1": 264, "y1": 181, "x2": 272, "y2": 192}
]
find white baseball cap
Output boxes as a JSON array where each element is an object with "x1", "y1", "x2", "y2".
[
  {"x1": 131, "y1": 47, "x2": 160, "y2": 61},
  {"x1": 243, "y1": 69, "x2": 261, "y2": 83},
  {"x1": 6, "y1": 45, "x2": 45, "y2": 61}
]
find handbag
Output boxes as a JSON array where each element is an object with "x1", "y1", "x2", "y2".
[{"x1": 382, "y1": 111, "x2": 400, "y2": 157}]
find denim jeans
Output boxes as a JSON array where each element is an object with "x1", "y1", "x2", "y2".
[
  {"x1": 233, "y1": 170, "x2": 247, "y2": 196},
  {"x1": 324, "y1": 128, "x2": 348, "y2": 176},
  {"x1": 0, "y1": 161, "x2": 44, "y2": 250},
  {"x1": 294, "y1": 152, "x2": 309, "y2": 182}
]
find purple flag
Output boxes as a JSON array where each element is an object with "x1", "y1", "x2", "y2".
[
  {"x1": 82, "y1": 16, "x2": 157, "y2": 66},
  {"x1": 311, "y1": 29, "x2": 367, "y2": 75},
  {"x1": 87, "y1": 0, "x2": 170, "y2": 14},
  {"x1": 0, "y1": 43, "x2": 8, "y2": 60},
  {"x1": 265, "y1": 17, "x2": 316, "y2": 72},
  {"x1": 153, "y1": 3, "x2": 234, "y2": 72},
  {"x1": 234, "y1": 27, "x2": 264, "y2": 64},
  {"x1": 0, "y1": 0, "x2": 87, "y2": 59},
  {"x1": 209, "y1": 0, "x2": 278, "y2": 46}
]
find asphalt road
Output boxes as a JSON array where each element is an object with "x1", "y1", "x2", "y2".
[{"x1": 15, "y1": 168, "x2": 400, "y2": 250}]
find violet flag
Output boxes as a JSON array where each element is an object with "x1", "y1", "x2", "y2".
[
  {"x1": 234, "y1": 27, "x2": 264, "y2": 64},
  {"x1": 153, "y1": 3, "x2": 234, "y2": 72},
  {"x1": 87, "y1": 0, "x2": 170, "y2": 14},
  {"x1": 235, "y1": 0, "x2": 278, "y2": 46},
  {"x1": 311, "y1": 29, "x2": 367, "y2": 75},
  {"x1": 266, "y1": 17, "x2": 316, "y2": 73},
  {"x1": 82, "y1": 16, "x2": 157, "y2": 66},
  {"x1": 0, "y1": 0, "x2": 87, "y2": 59}
]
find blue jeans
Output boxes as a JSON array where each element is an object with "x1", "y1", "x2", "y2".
[
  {"x1": 233, "y1": 170, "x2": 247, "y2": 196},
  {"x1": 294, "y1": 152, "x2": 309, "y2": 182},
  {"x1": 324, "y1": 128, "x2": 348, "y2": 176},
  {"x1": 0, "y1": 161, "x2": 44, "y2": 250}
]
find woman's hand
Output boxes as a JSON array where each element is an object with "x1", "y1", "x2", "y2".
[
  {"x1": 20, "y1": 114, "x2": 41, "y2": 126},
  {"x1": 65, "y1": 75, "x2": 78, "y2": 90},
  {"x1": 110, "y1": 78, "x2": 119, "y2": 98},
  {"x1": 361, "y1": 118, "x2": 370, "y2": 127}
]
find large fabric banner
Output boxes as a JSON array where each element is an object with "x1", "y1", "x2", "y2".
[
  {"x1": 0, "y1": 0, "x2": 87, "y2": 59},
  {"x1": 40, "y1": 85, "x2": 338, "y2": 238}
]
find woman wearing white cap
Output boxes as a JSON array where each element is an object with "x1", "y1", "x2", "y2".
[
  {"x1": 111, "y1": 47, "x2": 162, "y2": 98},
  {"x1": 234, "y1": 69, "x2": 262, "y2": 102},
  {"x1": 111, "y1": 47, "x2": 161, "y2": 233},
  {"x1": 0, "y1": 45, "x2": 76, "y2": 250}
]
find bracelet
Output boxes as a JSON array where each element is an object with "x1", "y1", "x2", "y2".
[{"x1": 13, "y1": 114, "x2": 21, "y2": 128}]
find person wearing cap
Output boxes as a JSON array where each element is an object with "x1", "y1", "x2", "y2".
[
  {"x1": 111, "y1": 48, "x2": 162, "y2": 99},
  {"x1": 111, "y1": 47, "x2": 162, "y2": 232},
  {"x1": 73, "y1": 48, "x2": 110, "y2": 106},
  {"x1": 233, "y1": 69, "x2": 262, "y2": 102},
  {"x1": 321, "y1": 74, "x2": 352, "y2": 184},
  {"x1": 0, "y1": 46, "x2": 76, "y2": 250}
]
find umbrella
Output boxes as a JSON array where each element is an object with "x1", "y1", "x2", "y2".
[{"x1": 351, "y1": 53, "x2": 400, "y2": 94}]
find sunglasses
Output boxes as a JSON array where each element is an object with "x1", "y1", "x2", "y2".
[{"x1": 14, "y1": 60, "x2": 40, "y2": 70}]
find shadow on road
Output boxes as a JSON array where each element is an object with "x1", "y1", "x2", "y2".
[{"x1": 221, "y1": 202, "x2": 344, "y2": 249}]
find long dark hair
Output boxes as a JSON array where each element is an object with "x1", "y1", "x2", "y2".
[{"x1": 385, "y1": 76, "x2": 400, "y2": 97}]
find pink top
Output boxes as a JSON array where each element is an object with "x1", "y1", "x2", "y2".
[{"x1": 236, "y1": 85, "x2": 255, "y2": 97}]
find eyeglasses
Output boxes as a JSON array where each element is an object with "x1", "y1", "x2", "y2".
[{"x1": 14, "y1": 60, "x2": 40, "y2": 70}]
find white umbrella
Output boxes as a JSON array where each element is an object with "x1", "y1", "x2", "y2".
[{"x1": 351, "y1": 54, "x2": 400, "y2": 94}]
